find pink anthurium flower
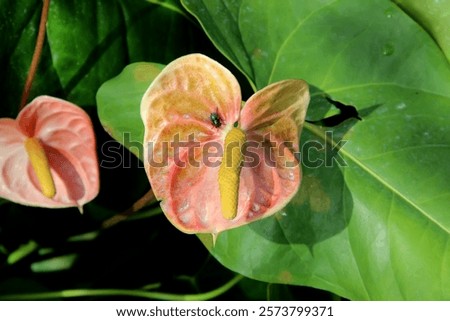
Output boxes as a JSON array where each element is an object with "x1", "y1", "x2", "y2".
[
  {"x1": 0, "y1": 96, "x2": 99, "y2": 211},
  {"x1": 141, "y1": 54, "x2": 309, "y2": 235}
]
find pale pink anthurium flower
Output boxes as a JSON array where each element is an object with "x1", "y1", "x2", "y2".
[
  {"x1": 141, "y1": 54, "x2": 309, "y2": 236},
  {"x1": 0, "y1": 96, "x2": 99, "y2": 211}
]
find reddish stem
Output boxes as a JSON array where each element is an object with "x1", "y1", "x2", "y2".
[
  {"x1": 20, "y1": 0, "x2": 50, "y2": 110},
  {"x1": 102, "y1": 189, "x2": 156, "y2": 228}
]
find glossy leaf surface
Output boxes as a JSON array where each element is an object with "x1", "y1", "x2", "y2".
[
  {"x1": 394, "y1": 0, "x2": 450, "y2": 62},
  {"x1": 183, "y1": 0, "x2": 450, "y2": 299}
]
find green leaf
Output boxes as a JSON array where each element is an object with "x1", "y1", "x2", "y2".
[
  {"x1": 393, "y1": 0, "x2": 450, "y2": 62},
  {"x1": 178, "y1": 0, "x2": 257, "y2": 90},
  {"x1": 46, "y1": 0, "x2": 127, "y2": 106},
  {"x1": 0, "y1": 0, "x2": 207, "y2": 113},
  {"x1": 97, "y1": 62, "x2": 164, "y2": 158},
  {"x1": 183, "y1": 0, "x2": 450, "y2": 300},
  {"x1": 7, "y1": 240, "x2": 38, "y2": 265},
  {"x1": 31, "y1": 254, "x2": 78, "y2": 273},
  {"x1": 0, "y1": 0, "x2": 63, "y2": 116}
]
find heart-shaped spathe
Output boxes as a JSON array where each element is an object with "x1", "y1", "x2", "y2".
[
  {"x1": 0, "y1": 96, "x2": 99, "y2": 210},
  {"x1": 141, "y1": 54, "x2": 309, "y2": 235}
]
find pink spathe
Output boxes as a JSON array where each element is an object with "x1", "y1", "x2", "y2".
[
  {"x1": 0, "y1": 96, "x2": 99, "y2": 210},
  {"x1": 141, "y1": 54, "x2": 309, "y2": 235}
]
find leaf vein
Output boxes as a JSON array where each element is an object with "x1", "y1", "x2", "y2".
[{"x1": 268, "y1": 0, "x2": 340, "y2": 85}]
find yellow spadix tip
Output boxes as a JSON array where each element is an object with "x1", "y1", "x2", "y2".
[
  {"x1": 24, "y1": 137, "x2": 56, "y2": 198},
  {"x1": 218, "y1": 127, "x2": 246, "y2": 220}
]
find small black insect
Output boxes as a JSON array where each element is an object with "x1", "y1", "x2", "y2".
[{"x1": 210, "y1": 112, "x2": 222, "y2": 128}]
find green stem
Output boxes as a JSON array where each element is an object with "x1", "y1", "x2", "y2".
[{"x1": 0, "y1": 274, "x2": 243, "y2": 301}]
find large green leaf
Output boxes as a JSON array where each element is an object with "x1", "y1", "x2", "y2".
[
  {"x1": 184, "y1": 0, "x2": 450, "y2": 299},
  {"x1": 46, "y1": 0, "x2": 203, "y2": 107},
  {"x1": 0, "y1": 0, "x2": 207, "y2": 114},
  {"x1": 394, "y1": 0, "x2": 450, "y2": 62},
  {"x1": 45, "y1": 0, "x2": 126, "y2": 106},
  {"x1": 0, "y1": 0, "x2": 63, "y2": 117}
]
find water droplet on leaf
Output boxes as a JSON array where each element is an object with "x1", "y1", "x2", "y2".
[
  {"x1": 384, "y1": 8, "x2": 393, "y2": 18},
  {"x1": 396, "y1": 102, "x2": 406, "y2": 110}
]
